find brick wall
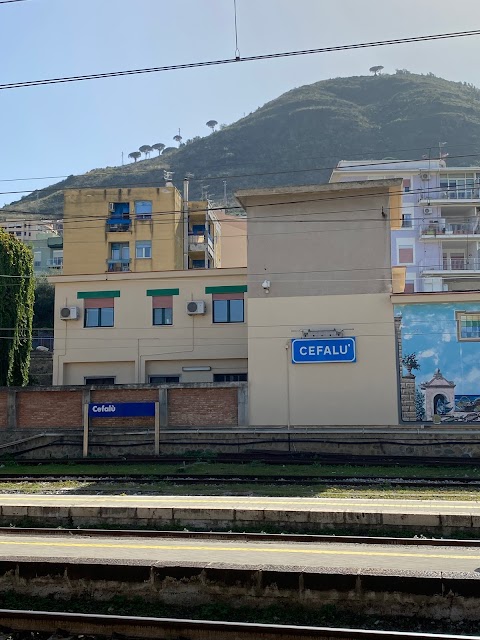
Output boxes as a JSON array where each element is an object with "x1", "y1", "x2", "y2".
[
  {"x1": 168, "y1": 387, "x2": 238, "y2": 426},
  {"x1": 90, "y1": 388, "x2": 158, "y2": 428},
  {"x1": 17, "y1": 389, "x2": 83, "y2": 429},
  {"x1": 0, "y1": 392, "x2": 7, "y2": 429}
]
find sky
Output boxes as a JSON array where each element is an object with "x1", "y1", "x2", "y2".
[{"x1": 1, "y1": 0, "x2": 480, "y2": 207}]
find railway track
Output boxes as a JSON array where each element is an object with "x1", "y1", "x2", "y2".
[
  {"x1": 0, "y1": 609, "x2": 475, "y2": 640},
  {"x1": 15, "y1": 452, "x2": 480, "y2": 465},
  {"x1": 2, "y1": 526, "x2": 480, "y2": 547},
  {"x1": 1, "y1": 474, "x2": 480, "y2": 487}
]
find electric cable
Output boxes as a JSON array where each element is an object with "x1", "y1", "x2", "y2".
[{"x1": 1, "y1": 29, "x2": 480, "y2": 90}]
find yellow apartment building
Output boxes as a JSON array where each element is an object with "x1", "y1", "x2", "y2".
[
  {"x1": 51, "y1": 268, "x2": 248, "y2": 385},
  {"x1": 63, "y1": 180, "x2": 233, "y2": 276}
]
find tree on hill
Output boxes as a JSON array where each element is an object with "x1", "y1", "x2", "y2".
[
  {"x1": 139, "y1": 145, "x2": 153, "y2": 158},
  {"x1": 173, "y1": 134, "x2": 183, "y2": 146},
  {"x1": 128, "y1": 151, "x2": 141, "y2": 163},
  {"x1": 0, "y1": 229, "x2": 34, "y2": 386},
  {"x1": 206, "y1": 120, "x2": 218, "y2": 132},
  {"x1": 152, "y1": 143, "x2": 165, "y2": 156},
  {"x1": 8, "y1": 73, "x2": 480, "y2": 216},
  {"x1": 369, "y1": 65, "x2": 384, "y2": 76}
]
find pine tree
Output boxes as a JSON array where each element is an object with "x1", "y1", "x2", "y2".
[{"x1": 0, "y1": 229, "x2": 34, "y2": 385}]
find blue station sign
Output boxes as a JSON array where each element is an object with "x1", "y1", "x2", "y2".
[
  {"x1": 88, "y1": 402, "x2": 156, "y2": 418},
  {"x1": 291, "y1": 337, "x2": 356, "y2": 364}
]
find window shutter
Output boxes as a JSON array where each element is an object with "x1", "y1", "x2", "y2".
[
  {"x1": 152, "y1": 296, "x2": 173, "y2": 309},
  {"x1": 84, "y1": 297, "x2": 114, "y2": 309},
  {"x1": 212, "y1": 292, "x2": 244, "y2": 300},
  {"x1": 398, "y1": 248, "x2": 413, "y2": 263}
]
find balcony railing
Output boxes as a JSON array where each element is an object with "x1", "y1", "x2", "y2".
[
  {"x1": 420, "y1": 221, "x2": 480, "y2": 237},
  {"x1": 106, "y1": 218, "x2": 131, "y2": 232},
  {"x1": 421, "y1": 259, "x2": 480, "y2": 272},
  {"x1": 47, "y1": 258, "x2": 63, "y2": 268},
  {"x1": 107, "y1": 258, "x2": 131, "y2": 272},
  {"x1": 32, "y1": 330, "x2": 54, "y2": 351},
  {"x1": 419, "y1": 189, "x2": 480, "y2": 201},
  {"x1": 189, "y1": 233, "x2": 206, "y2": 244}
]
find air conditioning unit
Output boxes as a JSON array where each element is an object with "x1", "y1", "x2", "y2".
[
  {"x1": 60, "y1": 306, "x2": 79, "y2": 320},
  {"x1": 423, "y1": 207, "x2": 433, "y2": 216},
  {"x1": 420, "y1": 172, "x2": 430, "y2": 181},
  {"x1": 186, "y1": 300, "x2": 206, "y2": 315},
  {"x1": 108, "y1": 202, "x2": 115, "y2": 213}
]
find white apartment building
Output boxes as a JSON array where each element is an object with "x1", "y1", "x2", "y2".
[{"x1": 330, "y1": 159, "x2": 480, "y2": 293}]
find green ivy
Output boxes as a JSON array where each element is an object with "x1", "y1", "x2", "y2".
[{"x1": 0, "y1": 229, "x2": 34, "y2": 386}]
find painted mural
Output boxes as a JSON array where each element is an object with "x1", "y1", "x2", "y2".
[{"x1": 394, "y1": 302, "x2": 480, "y2": 423}]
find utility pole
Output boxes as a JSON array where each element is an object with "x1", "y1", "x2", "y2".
[{"x1": 183, "y1": 176, "x2": 190, "y2": 270}]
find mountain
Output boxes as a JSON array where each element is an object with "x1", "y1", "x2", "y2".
[{"x1": 6, "y1": 71, "x2": 480, "y2": 218}]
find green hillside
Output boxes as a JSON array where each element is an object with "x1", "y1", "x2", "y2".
[{"x1": 6, "y1": 71, "x2": 480, "y2": 217}]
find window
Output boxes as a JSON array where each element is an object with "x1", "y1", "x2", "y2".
[
  {"x1": 84, "y1": 377, "x2": 115, "y2": 385},
  {"x1": 213, "y1": 293, "x2": 244, "y2": 323},
  {"x1": 109, "y1": 202, "x2": 130, "y2": 218},
  {"x1": 84, "y1": 298, "x2": 115, "y2": 328},
  {"x1": 107, "y1": 202, "x2": 131, "y2": 231},
  {"x1": 135, "y1": 200, "x2": 152, "y2": 219},
  {"x1": 34, "y1": 251, "x2": 42, "y2": 268},
  {"x1": 191, "y1": 259, "x2": 205, "y2": 269},
  {"x1": 108, "y1": 243, "x2": 130, "y2": 272},
  {"x1": 403, "y1": 179, "x2": 411, "y2": 193},
  {"x1": 136, "y1": 240, "x2": 152, "y2": 259},
  {"x1": 191, "y1": 224, "x2": 205, "y2": 235},
  {"x1": 404, "y1": 281, "x2": 415, "y2": 293},
  {"x1": 457, "y1": 312, "x2": 480, "y2": 341},
  {"x1": 214, "y1": 373, "x2": 247, "y2": 382},
  {"x1": 149, "y1": 375, "x2": 180, "y2": 384},
  {"x1": 152, "y1": 296, "x2": 173, "y2": 325},
  {"x1": 398, "y1": 246, "x2": 414, "y2": 264},
  {"x1": 110, "y1": 243, "x2": 129, "y2": 260},
  {"x1": 402, "y1": 214, "x2": 413, "y2": 228}
]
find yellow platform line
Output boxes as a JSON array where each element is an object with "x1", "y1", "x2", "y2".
[{"x1": 0, "y1": 538, "x2": 478, "y2": 560}]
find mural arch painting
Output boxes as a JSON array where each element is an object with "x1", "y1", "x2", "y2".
[{"x1": 394, "y1": 302, "x2": 480, "y2": 423}]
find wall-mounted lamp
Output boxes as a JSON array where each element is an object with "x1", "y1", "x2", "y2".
[{"x1": 262, "y1": 279, "x2": 271, "y2": 294}]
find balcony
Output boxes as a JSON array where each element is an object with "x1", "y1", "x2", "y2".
[
  {"x1": 421, "y1": 258, "x2": 480, "y2": 276},
  {"x1": 188, "y1": 232, "x2": 215, "y2": 253},
  {"x1": 106, "y1": 218, "x2": 131, "y2": 232},
  {"x1": 419, "y1": 220, "x2": 480, "y2": 240},
  {"x1": 107, "y1": 259, "x2": 131, "y2": 272},
  {"x1": 419, "y1": 188, "x2": 480, "y2": 203},
  {"x1": 47, "y1": 258, "x2": 63, "y2": 269}
]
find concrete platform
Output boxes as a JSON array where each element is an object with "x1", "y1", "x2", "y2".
[
  {"x1": 0, "y1": 531, "x2": 480, "y2": 573},
  {"x1": 0, "y1": 536, "x2": 479, "y2": 621},
  {"x1": 0, "y1": 495, "x2": 478, "y2": 534}
]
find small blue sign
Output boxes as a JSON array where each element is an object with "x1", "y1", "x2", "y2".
[
  {"x1": 88, "y1": 402, "x2": 156, "y2": 418},
  {"x1": 291, "y1": 337, "x2": 356, "y2": 364}
]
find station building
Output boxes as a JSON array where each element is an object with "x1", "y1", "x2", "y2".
[{"x1": 50, "y1": 178, "x2": 413, "y2": 427}]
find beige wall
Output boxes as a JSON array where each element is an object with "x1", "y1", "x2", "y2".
[
  {"x1": 51, "y1": 268, "x2": 247, "y2": 385},
  {"x1": 237, "y1": 180, "x2": 401, "y2": 299},
  {"x1": 237, "y1": 180, "x2": 402, "y2": 426},
  {"x1": 247, "y1": 294, "x2": 399, "y2": 426},
  {"x1": 216, "y1": 211, "x2": 247, "y2": 268}
]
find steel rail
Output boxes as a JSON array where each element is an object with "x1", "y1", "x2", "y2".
[
  {"x1": 1, "y1": 526, "x2": 480, "y2": 547},
  {"x1": 0, "y1": 609, "x2": 475, "y2": 640},
  {"x1": 0, "y1": 474, "x2": 478, "y2": 486},
  {"x1": 14, "y1": 453, "x2": 480, "y2": 465}
]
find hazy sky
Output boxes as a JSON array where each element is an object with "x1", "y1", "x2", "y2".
[{"x1": 1, "y1": 0, "x2": 480, "y2": 207}]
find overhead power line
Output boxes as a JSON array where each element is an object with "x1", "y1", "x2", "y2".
[
  {"x1": 2, "y1": 150, "x2": 480, "y2": 211},
  {"x1": 1, "y1": 29, "x2": 480, "y2": 90},
  {"x1": 0, "y1": 0, "x2": 29, "y2": 4}
]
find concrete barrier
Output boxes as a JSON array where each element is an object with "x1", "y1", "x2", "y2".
[
  {"x1": 1, "y1": 558, "x2": 480, "y2": 621},
  {"x1": 0, "y1": 503, "x2": 476, "y2": 536}
]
